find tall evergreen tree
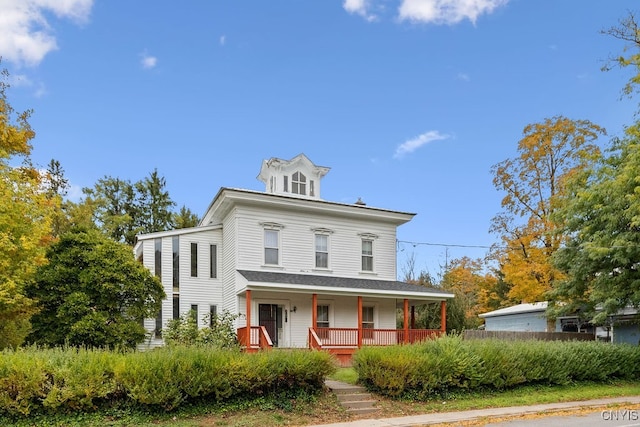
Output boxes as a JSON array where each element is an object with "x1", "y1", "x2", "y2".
[
  {"x1": 173, "y1": 204, "x2": 200, "y2": 229},
  {"x1": 135, "y1": 169, "x2": 176, "y2": 234}
]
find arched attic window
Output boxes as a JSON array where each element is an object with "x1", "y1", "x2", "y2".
[{"x1": 292, "y1": 171, "x2": 306, "y2": 195}]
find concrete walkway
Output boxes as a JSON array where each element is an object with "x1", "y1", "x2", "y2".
[{"x1": 314, "y1": 395, "x2": 640, "y2": 427}]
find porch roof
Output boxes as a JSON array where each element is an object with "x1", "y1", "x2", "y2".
[{"x1": 238, "y1": 270, "x2": 454, "y2": 301}]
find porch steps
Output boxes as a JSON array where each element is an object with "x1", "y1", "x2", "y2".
[{"x1": 325, "y1": 380, "x2": 378, "y2": 416}]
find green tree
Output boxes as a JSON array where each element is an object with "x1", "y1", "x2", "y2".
[
  {"x1": 601, "y1": 11, "x2": 640, "y2": 101},
  {"x1": 164, "y1": 310, "x2": 239, "y2": 348},
  {"x1": 173, "y1": 205, "x2": 200, "y2": 229},
  {"x1": 82, "y1": 176, "x2": 139, "y2": 244},
  {"x1": 490, "y1": 116, "x2": 605, "y2": 303},
  {"x1": 135, "y1": 169, "x2": 176, "y2": 234},
  {"x1": 0, "y1": 68, "x2": 56, "y2": 349},
  {"x1": 81, "y1": 170, "x2": 178, "y2": 245},
  {"x1": 551, "y1": 123, "x2": 640, "y2": 323},
  {"x1": 399, "y1": 263, "x2": 466, "y2": 333},
  {"x1": 25, "y1": 227, "x2": 165, "y2": 348}
]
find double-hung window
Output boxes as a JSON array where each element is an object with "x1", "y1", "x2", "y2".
[
  {"x1": 362, "y1": 306, "x2": 374, "y2": 339},
  {"x1": 361, "y1": 239, "x2": 373, "y2": 272},
  {"x1": 316, "y1": 305, "x2": 330, "y2": 328},
  {"x1": 315, "y1": 234, "x2": 328, "y2": 269},
  {"x1": 264, "y1": 229, "x2": 279, "y2": 265},
  {"x1": 317, "y1": 304, "x2": 330, "y2": 339}
]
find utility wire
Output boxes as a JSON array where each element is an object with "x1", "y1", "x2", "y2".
[
  {"x1": 397, "y1": 239, "x2": 640, "y2": 252},
  {"x1": 396, "y1": 239, "x2": 499, "y2": 250}
]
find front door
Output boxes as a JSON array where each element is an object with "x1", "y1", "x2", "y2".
[{"x1": 259, "y1": 304, "x2": 282, "y2": 347}]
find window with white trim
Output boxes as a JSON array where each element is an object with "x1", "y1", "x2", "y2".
[
  {"x1": 264, "y1": 229, "x2": 279, "y2": 265},
  {"x1": 361, "y1": 239, "x2": 373, "y2": 271},
  {"x1": 190, "y1": 243, "x2": 198, "y2": 277},
  {"x1": 154, "y1": 238, "x2": 162, "y2": 280},
  {"x1": 292, "y1": 171, "x2": 306, "y2": 195},
  {"x1": 209, "y1": 244, "x2": 217, "y2": 278},
  {"x1": 317, "y1": 304, "x2": 330, "y2": 339},
  {"x1": 362, "y1": 305, "x2": 374, "y2": 339},
  {"x1": 315, "y1": 234, "x2": 328, "y2": 269},
  {"x1": 316, "y1": 305, "x2": 330, "y2": 328},
  {"x1": 172, "y1": 236, "x2": 179, "y2": 291}
]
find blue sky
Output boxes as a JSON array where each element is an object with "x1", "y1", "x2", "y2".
[{"x1": 2, "y1": 0, "x2": 638, "y2": 278}]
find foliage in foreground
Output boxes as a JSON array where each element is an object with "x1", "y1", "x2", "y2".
[
  {"x1": 353, "y1": 335, "x2": 640, "y2": 399},
  {"x1": 551, "y1": 122, "x2": 640, "y2": 323},
  {"x1": 163, "y1": 310, "x2": 240, "y2": 348},
  {"x1": 24, "y1": 227, "x2": 165, "y2": 349},
  {"x1": 0, "y1": 346, "x2": 336, "y2": 418}
]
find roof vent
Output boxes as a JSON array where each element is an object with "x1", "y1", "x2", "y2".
[{"x1": 354, "y1": 197, "x2": 366, "y2": 206}]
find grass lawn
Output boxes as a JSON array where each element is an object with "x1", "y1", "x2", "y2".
[{"x1": 4, "y1": 371, "x2": 640, "y2": 427}]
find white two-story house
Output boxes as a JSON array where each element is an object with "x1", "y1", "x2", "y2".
[{"x1": 135, "y1": 154, "x2": 453, "y2": 363}]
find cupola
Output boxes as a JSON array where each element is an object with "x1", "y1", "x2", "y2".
[{"x1": 257, "y1": 153, "x2": 330, "y2": 200}]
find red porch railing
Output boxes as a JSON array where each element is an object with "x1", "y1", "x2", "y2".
[
  {"x1": 237, "y1": 326, "x2": 273, "y2": 352},
  {"x1": 311, "y1": 327, "x2": 442, "y2": 348}
]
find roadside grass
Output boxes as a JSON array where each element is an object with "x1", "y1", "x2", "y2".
[
  {"x1": 3, "y1": 374, "x2": 640, "y2": 426},
  {"x1": 374, "y1": 380, "x2": 640, "y2": 415}
]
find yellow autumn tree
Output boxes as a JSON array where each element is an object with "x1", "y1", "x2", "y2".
[
  {"x1": 440, "y1": 257, "x2": 497, "y2": 328},
  {"x1": 0, "y1": 68, "x2": 57, "y2": 349},
  {"x1": 490, "y1": 116, "x2": 605, "y2": 304}
]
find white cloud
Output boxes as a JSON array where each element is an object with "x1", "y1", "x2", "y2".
[
  {"x1": 398, "y1": 0, "x2": 508, "y2": 25},
  {"x1": 343, "y1": 0, "x2": 377, "y2": 22},
  {"x1": 7, "y1": 72, "x2": 47, "y2": 97},
  {"x1": 140, "y1": 52, "x2": 158, "y2": 69},
  {"x1": 0, "y1": 0, "x2": 93, "y2": 67},
  {"x1": 456, "y1": 72, "x2": 470, "y2": 81},
  {"x1": 219, "y1": 35, "x2": 226, "y2": 46},
  {"x1": 394, "y1": 130, "x2": 449, "y2": 158}
]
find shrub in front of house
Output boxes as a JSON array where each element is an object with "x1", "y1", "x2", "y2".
[
  {"x1": 0, "y1": 346, "x2": 336, "y2": 417},
  {"x1": 353, "y1": 335, "x2": 640, "y2": 399}
]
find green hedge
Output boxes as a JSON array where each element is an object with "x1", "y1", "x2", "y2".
[
  {"x1": 353, "y1": 336, "x2": 640, "y2": 399},
  {"x1": 0, "y1": 347, "x2": 336, "y2": 416}
]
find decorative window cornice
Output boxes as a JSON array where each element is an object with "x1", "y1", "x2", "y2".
[
  {"x1": 311, "y1": 227, "x2": 334, "y2": 235},
  {"x1": 358, "y1": 232, "x2": 379, "y2": 240},
  {"x1": 260, "y1": 222, "x2": 285, "y2": 230}
]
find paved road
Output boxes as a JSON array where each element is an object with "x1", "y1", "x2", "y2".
[
  {"x1": 314, "y1": 396, "x2": 640, "y2": 427},
  {"x1": 486, "y1": 408, "x2": 640, "y2": 426}
]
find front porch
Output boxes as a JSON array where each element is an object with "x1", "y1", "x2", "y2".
[{"x1": 237, "y1": 289, "x2": 448, "y2": 365}]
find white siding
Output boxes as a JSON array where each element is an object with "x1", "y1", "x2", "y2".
[
  {"x1": 139, "y1": 228, "x2": 224, "y2": 341},
  {"x1": 233, "y1": 204, "x2": 399, "y2": 280},
  {"x1": 137, "y1": 182, "x2": 417, "y2": 349},
  {"x1": 177, "y1": 230, "x2": 223, "y2": 326},
  {"x1": 222, "y1": 212, "x2": 240, "y2": 326}
]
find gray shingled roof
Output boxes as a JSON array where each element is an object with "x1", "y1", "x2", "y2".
[{"x1": 237, "y1": 270, "x2": 452, "y2": 297}]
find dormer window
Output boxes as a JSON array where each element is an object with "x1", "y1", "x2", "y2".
[
  {"x1": 257, "y1": 154, "x2": 330, "y2": 198},
  {"x1": 292, "y1": 171, "x2": 306, "y2": 195}
]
